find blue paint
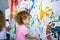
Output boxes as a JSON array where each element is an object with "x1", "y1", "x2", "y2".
[
  {"x1": 51, "y1": 0, "x2": 54, "y2": 2},
  {"x1": 51, "y1": 0, "x2": 59, "y2": 2},
  {"x1": 55, "y1": 26, "x2": 60, "y2": 33},
  {"x1": 29, "y1": 0, "x2": 35, "y2": 12},
  {"x1": 39, "y1": 27, "x2": 43, "y2": 33},
  {"x1": 24, "y1": 0, "x2": 26, "y2": 1},
  {"x1": 56, "y1": 0, "x2": 59, "y2": 1}
]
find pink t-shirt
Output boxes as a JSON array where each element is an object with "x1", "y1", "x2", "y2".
[{"x1": 16, "y1": 25, "x2": 28, "y2": 40}]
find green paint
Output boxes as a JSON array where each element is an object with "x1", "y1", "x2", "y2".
[
  {"x1": 31, "y1": 19, "x2": 34, "y2": 26},
  {"x1": 14, "y1": 24, "x2": 16, "y2": 34}
]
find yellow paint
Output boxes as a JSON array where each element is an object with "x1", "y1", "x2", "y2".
[
  {"x1": 45, "y1": 6, "x2": 52, "y2": 11},
  {"x1": 14, "y1": 7, "x2": 18, "y2": 16},
  {"x1": 39, "y1": 9, "x2": 45, "y2": 20},
  {"x1": 39, "y1": 1, "x2": 45, "y2": 20}
]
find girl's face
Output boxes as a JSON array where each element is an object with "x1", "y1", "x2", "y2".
[{"x1": 23, "y1": 16, "x2": 30, "y2": 25}]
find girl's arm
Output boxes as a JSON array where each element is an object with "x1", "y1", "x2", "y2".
[{"x1": 25, "y1": 33, "x2": 40, "y2": 40}]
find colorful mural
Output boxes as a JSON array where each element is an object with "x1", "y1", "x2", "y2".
[{"x1": 5, "y1": 0, "x2": 60, "y2": 40}]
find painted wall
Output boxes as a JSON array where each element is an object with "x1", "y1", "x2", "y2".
[
  {"x1": 5, "y1": 0, "x2": 60, "y2": 40},
  {"x1": 0, "y1": 0, "x2": 9, "y2": 13}
]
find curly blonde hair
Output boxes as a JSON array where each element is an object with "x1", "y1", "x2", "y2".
[
  {"x1": 15, "y1": 11, "x2": 30, "y2": 25},
  {"x1": 0, "y1": 10, "x2": 5, "y2": 32}
]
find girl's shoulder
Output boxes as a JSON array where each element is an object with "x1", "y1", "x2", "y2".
[
  {"x1": 0, "y1": 27, "x2": 6, "y2": 33},
  {"x1": 2, "y1": 27, "x2": 6, "y2": 31},
  {"x1": 18, "y1": 25, "x2": 27, "y2": 29}
]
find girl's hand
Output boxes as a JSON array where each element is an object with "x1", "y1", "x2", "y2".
[
  {"x1": 6, "y1": 27, "x2": 11, "y2": 32},
  {"x1": 35, "y1": 36, "x2": 40, "y2": 40}
]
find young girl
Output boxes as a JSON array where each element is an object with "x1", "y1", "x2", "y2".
[
  {"x1": 15, "y1": 11, "x2": 40, "y2": 40},
  {"x1": 0, "y1": 10, "x2": 7, "y2": 40},
  {"x1": 0, "y1": 10, "x2": 11, "y2": 40}
]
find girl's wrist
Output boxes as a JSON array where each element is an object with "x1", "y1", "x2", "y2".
[{"x1": 34, "y1": 36, "x2": 37, "y2": 39}]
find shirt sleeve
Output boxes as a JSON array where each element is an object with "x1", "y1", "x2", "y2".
[{"x1": 21, "y1": 26, "x2": 29, "y2": 35}]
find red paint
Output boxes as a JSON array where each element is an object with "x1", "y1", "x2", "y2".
[
  {"x1": 11, "y1": 0, "x2": 14, "y2": 12},
  {"x1": 46, "y1": 24, "x2": 52, "y2": 40},
  {"x1": 15, "y1": 0, "x2": 18, "y2": 6}
]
